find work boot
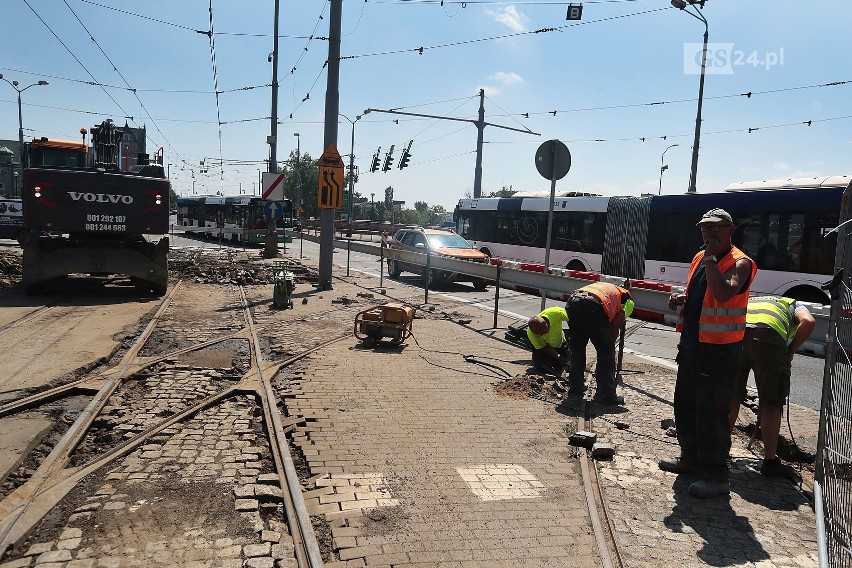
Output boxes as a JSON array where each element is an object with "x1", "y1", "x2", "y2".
[
  {"x1": 688, "y1": 479, "x2": 730, "y2": 498},
  {"x1": 658, "y1": 457, "x2": 700, "y2": 475},
  {"x1": 760, "y1": 457, "x2": 800, "y2": 479},
  {"x1": 566, "y1": 382, "x2": 586, "y2": 397},
  {"x1": 592, "y1": 394, "x2": 624, "y2": 406}
]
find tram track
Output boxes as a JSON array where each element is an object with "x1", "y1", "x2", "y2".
[{"x1": 0, "y1": 276, "x2": 374, "y2": 567}]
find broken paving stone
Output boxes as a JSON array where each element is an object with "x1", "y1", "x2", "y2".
[
  {"x1": 235, "y1": 499, "x2": 259, "y2": 511},
  {"x1": 569, "y1": 431, "x2": 597, "y2": 448},
  {"x1": 591, "y1": 442, "x2": 616, "y2": 460}
]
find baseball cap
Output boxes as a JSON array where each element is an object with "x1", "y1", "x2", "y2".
[{"x1": 696, "y1": 208, "x2": 733, "y2": 226}]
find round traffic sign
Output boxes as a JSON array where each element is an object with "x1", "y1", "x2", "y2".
[{"x1": 535, "y1": 139, "x2": 571, "y2": 181}]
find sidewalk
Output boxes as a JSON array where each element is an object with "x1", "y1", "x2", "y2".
[{"x1": 283, "y1": 256, "x2": 820, "y2": 567}]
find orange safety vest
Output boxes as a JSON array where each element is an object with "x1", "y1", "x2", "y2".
[
  {"x1": 675, "y1": 246, "x2": 756, "y2": 344},
  {"x1": 577, "y1": 282, "x2": 631, "y2": 322}
]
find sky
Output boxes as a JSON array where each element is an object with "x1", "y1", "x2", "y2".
[{"x1": 1, "y1": 0, "x2": 850, "y2": 210}]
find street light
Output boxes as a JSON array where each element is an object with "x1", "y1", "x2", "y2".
[
  {"x1": 339, "y1": 113, "x2": 363, "y2": 237},
  {"x1": 293, "y1": 133, "x2": 301, "y2": 218},
  {"x1": 659, "y1": 143, "x2": 679, "y2": 195},
  {"x1": 671, "y1": 0, "x2": 707, "y2": 193},
  {"x1": 0, "y1": 74, "x2": 49, "y2": 198}
]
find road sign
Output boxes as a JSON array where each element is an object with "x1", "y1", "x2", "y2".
[
  {"x1": 262, "y1": 172, "x2": 285, "y2": 201},
  {"x1": 535, "y1": 140, "x2": 572, "y2": 181},
  {"x1": 263, "y1": 200, "x2": 284, "y2": 221},
  {"x1": 317, "y1": 144, "x2": 345, "y2": 209},
  {"x1": 566, "y1": 3, "x2": 583, "y2": 20}
]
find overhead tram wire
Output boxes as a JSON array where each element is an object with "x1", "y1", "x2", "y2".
[
  {"x1": 61, "y1": 0, "x2": 186, "y2": 167},
  {"x1": 79, "y1": 0, "x2": 322, "y2": 39},
  {"x1": 481, "y1": 113, "x2": 852, "y2": 146},
  {"x1": 280, "y1": 1, "x2": 330, "y2": 122},
  {"x1": 21, "y1": 1, "x2": 136, "y2": 132},
  {"x1": 339, "y1": 6, "x2": 669, "y2": 60},
  {"x1": 0, "y1": 67, "x2": 272, "y2": 94}
]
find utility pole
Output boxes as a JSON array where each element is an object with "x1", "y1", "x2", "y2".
[
  {"x1": 364, "y1": 91, "x2": 539, "y2": 198},
  {"x1": 264, "y1": 0, "x2": 281, "y2": 259},
  {"x1": 318, "y1": 0, "x2": 342, "y2": 290}
]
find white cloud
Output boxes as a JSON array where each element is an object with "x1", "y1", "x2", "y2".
[
  {"x1": 486, "y1": 5, "x2": 529, "y2": 33},
  {"x1": 490, "y1": 71, "x2": 524, "y2": 86}
]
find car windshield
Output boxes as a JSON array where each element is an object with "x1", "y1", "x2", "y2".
[{"x1": 427, "y1": 233, "x2": 472, "y2": 249}]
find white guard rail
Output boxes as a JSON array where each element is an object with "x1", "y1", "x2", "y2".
[{"x1": 294, "y1": 232, "x2": 828, "y2": 356}]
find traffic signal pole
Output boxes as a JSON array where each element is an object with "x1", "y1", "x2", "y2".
[
  {"x1": 264, "y1": 0, "x2": 281, "y2": 259},
  {"x1": 364, "y1": 93, "x2": 539, "y2": 198},
  {"x1": 318, "y1": 0, "x2": 342, "y2": 290}
]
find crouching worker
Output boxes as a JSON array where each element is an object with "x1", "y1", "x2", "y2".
[
  {"x1": 730, "y1": 296, "x2": 815, "y2": 479},
  {"x1": 566, "y1": 282, "x2": 634, "y2": 405},
  {"x1": 527, "y1": 306, "x2": 570, "y2": 377}
]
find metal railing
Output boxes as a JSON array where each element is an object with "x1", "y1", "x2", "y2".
[
  {"x1": 289, "y1": 231, "x2": 830, "y2": 355},
  {"x1": 816, "y1": 187, "x2": 852, "y2": 567}
]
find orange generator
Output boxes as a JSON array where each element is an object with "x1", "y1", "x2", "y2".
[{"x1": 354, "y1": 302, "x2": 415, "y2": 347}]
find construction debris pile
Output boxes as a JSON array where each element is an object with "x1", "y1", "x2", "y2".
[
  {"x1": 168, "y1": 249, "x2": 318, "y2": 286},
  {"x1": 0, "y1": 248, "x2": 22, "y2": 288}
]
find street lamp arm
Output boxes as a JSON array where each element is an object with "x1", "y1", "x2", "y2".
[
  {"x1": 363, "y1": 107, "x2": 539, "y2": 136},
  {"x1": 364, "y1": 107, "x2": 477, "y2": 125}
]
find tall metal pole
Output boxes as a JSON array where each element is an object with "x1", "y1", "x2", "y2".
[
  {"x1": 473, "y1": 89, "x2": 485, "y2": 199},
  {"x1": 347, "y1": 120, "x2": 356, "y2": 237},
  {"x1": 318, "y1": 0, "x2": 342, "y2": 290},
  {"x1": 688, "y1": 26, "x2": 708, "y2": 193},
  {"x1": 541, "y1": 140, "x2": 558, "y2": 311},
  {"x1": 671, "y1": 1, "x2": 709, "y2": 194},
  {"x1": 0, "y1": 75, "x2": 49, "y2": 198},
  {"x1": 264, "y1": 0, "x2": 281, "y2": 258},
  {"x1": 294, "y1": 133, "x2": 301, "y2": 218}
]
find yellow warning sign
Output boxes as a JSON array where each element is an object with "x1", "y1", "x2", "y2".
[{"x1": 317, "y1": 144, "x2": 345, "y2": 209}]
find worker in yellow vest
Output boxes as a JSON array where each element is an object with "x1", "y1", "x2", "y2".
[
  {"x1": 565, "y1": 282, "x2": 634, "y2": 406},
  {"x1": 730, "y1": 296, "x2": 815, "y2": 479},
  {"x1": 527, "y1": 306, "x2": 570, "y2": 377},
  {"x1": 659, "y1": 208, "x2": 757, "y2": 499}
]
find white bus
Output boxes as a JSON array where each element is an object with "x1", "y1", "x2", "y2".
[{"x1": 454, "y1": 175, "x2": 850, "y2": 304}]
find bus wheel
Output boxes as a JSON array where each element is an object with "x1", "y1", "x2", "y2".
[
  {"x1": 566, "y1": 260, "x2": 586, "y2": 271},
  {"x1": 473, "y1": 279, "x2": 488, "y2": 291},
  {"x1": 785, "y1": 286, "x2": 829, "y2": 305},
  {"x1": 387, "y1": 259, "x2": 401, "y2": 278}
]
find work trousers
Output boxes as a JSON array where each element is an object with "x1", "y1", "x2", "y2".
[
  {"x1": 673, "y1": 343, "x2": 741, "y2": 483},
  {"x1": 532, "y1": 344, "x2": 568, "y2": 376},
  {"x1": 567, "y1": 296, "x2": 616, "y2": 398}
]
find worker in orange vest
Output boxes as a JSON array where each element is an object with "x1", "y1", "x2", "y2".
[
  {"x1": 565, "y1": 282, "x2": 634, "y2": 406},
  {"x1": 659, "y1": 208, "x2": 757, "y2": 499}
]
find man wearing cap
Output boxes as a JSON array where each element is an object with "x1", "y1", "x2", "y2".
[
  {"x1": 660, "y1": 208, "x2": 757, "y2": 498},
  {"x1": 565, "y1": 282, "x2": 634, "y2": 406},
  {"x1": 730, "y1": 296, "x2": 815, "y2": 479},
  {"x1": 527, "y1": 306, "x2": 570, "y2": 377}
]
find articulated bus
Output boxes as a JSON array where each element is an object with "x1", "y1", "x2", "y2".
[
  {"x1": 176, "y1": 195, "x2": 294, "y2": 244},
  {"x1": 454, "y1": 175, "x2": 849, "y2": 304}
]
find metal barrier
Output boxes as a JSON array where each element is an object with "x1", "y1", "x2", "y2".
[
  {"x1": 290, "y1": 231, "x2": 829, "y2": 356},
  {"x1": 816, "y1": 188, "x2": 852, "y2": 567}
]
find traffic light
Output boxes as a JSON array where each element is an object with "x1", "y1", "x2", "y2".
[
  {"x1": 398, "y1": 140, "x2": 413, "y2": 169},
  {"x1": 382, "y1": 145, "x2": 395, "y2": 172},
  {"x1": 370, "y1": 147, "x2": 381, "y2": 173}
]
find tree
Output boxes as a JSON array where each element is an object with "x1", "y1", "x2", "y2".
[
  {"x1": 279, "y1": 150, "x2": 319, "y2": 217},
  {"x1": 487, "y1": 185, "x2": 516, "y2": 198}
]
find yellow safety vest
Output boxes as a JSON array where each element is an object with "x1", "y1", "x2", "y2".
[{"x1": 746, "y1": 296, "x2": 796, "y2": 342}]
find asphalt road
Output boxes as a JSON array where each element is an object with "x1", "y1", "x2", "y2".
[{"x1": 170, "y1": 231, "x2": 826, "y2": 412}]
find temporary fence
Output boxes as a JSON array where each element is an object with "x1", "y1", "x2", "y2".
[{"x1": 816, "y1": 187, "x2": 852, "y2": 568}]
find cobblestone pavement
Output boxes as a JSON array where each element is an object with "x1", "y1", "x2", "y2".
[
  {"x1": 0, "y1": 256, "x2": 821, "y2": 567},
  {"x1": 281, "y1": 263, "x2": 820, "y2": 568}
]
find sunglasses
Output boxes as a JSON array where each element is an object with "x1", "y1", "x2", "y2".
[{"x1": 699, "y1": 225, "x2": 732, "y2": 234}]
